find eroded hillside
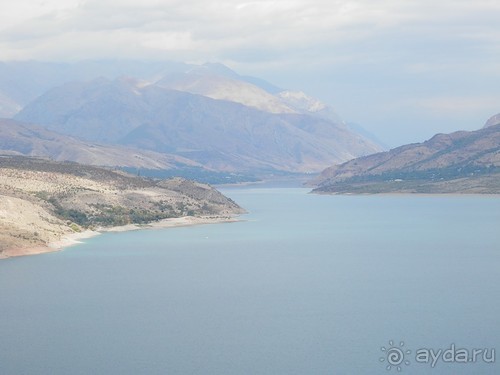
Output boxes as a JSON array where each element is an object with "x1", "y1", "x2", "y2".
[{"x1": 0, "y1": 156, "x2": 244, "y2": 255}]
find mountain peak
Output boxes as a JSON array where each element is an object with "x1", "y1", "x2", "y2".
[
  {"x1": 201, "y1": 62, "x2": 240, "y2": 78},
  {"x1": 156, "y1": 69, "x2": 296, "y2": 114},
  {"x1": 484, "y1": 113, "x2": 500, "y2": 128}
]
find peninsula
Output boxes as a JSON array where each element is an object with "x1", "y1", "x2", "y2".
[{"x1": 0, "y1": 156, "x2": 244, "y2": 258}]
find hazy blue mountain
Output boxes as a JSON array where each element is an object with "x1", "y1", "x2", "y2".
[
  {"x1": 0, "y1": 60, "x2": 282, "y2": 118},
  {"x1": 0, "y1": 60, "x2": 382, "y2": 156},
  {"x1": 15, "y1": 78, "x2": 382, "y2": 173},
  {"x1": 4, "y1": 60, "x2": 383, "y2": 174},
  {"x1": 0, "y1": 60, "x2": 192, "y2": 117},
  {"x1": 156, "y1": 64, "x2": 355, "y2": 127}
]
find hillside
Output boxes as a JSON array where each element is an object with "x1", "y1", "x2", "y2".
[
  {"x1": 0, "y1": 118, "x2": 204, "y2": 170},
  {"x1": 311, "y1": 124, "x2": 500, "y2": 194},
  {"x1": 0, "y1": 156, "x2": 244, "y2": 257},
  {"x1": 15, "y1": 78, "x2": 381, "y2": 173}
]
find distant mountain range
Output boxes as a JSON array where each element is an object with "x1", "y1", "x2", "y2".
[
  {"x1": 312, "y1": 123, "x2": 500, "y2": 194},
  {"x1": 8, "y1": 62, "x2": 382, "y2": 174},
  {"x1": 1, "y1": 60, "x2": 498, "y2": 193}
]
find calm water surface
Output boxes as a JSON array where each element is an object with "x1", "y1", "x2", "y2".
[{"x1": 1, "y1": 188, "x2": 499, "y2": 374}]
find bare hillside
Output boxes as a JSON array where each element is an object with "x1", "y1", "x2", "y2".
[
  {"x1": 0, "y1": 156, "x2": 243, "y2": 256},
  {"x1": 312, "y1": 124, "x2": 500, "y2": 194}
]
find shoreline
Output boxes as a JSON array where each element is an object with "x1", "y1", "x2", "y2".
[{"x1": 0, "y1": 215, "x2": 240, "y2": 260}]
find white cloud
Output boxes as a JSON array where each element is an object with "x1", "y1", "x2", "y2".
[
  {"x1": 0, "y1": 0, "x2": 498, "y2": 145},
  {"x1": 0, "y1": 0, "x2": 80, "y2": 29},
  {"x1": 141, "y1": 31, "x2": 196, "y2": 51},
  {"x1": 1, "y1": 0, "x2": 499, "y2": 64}
]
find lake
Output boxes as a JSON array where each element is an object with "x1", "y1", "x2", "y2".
[{"x1": 1, "y1": 187, "x2": 499, "y2": 374}]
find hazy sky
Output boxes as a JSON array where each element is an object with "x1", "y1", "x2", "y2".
[{"x1": 1, "y1": 0, "x2": 499, "y2": 146}]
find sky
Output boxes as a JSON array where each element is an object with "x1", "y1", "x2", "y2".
[{"x1": 0, "y1": 0, "x2": 499, "y2": 146}]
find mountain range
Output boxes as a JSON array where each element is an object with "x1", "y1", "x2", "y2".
[
  {"x1": 1, "y1": 60, "x2": 498, "y2": 194},
  {"x1": 311, "y1": 122, "x2": 500, "y2": 194},
  {"x1": 0, "y1": 118, "x2": 202, "y2": 170},
  {"x1": 9, "y1": 62, "x2": 382, "y2": 174}
]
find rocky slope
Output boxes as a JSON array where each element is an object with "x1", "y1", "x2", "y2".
[
  {"x1": 156, "y1": 67, "x2": 295, "y2": 114},
  {"x1": 0, "y1": 156, "x2": 244, "y2": 256},
  {"x1": 312, "y1": 123, "x2": 500, "y2": 194}
]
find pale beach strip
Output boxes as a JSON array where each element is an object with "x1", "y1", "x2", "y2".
[{"x1": 1, "y1": 216, "x2": 240, "y2": 259}]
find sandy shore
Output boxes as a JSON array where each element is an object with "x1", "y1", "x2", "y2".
[{"x1": 1, "y1": 216, "x2": 240, "y2": 259}]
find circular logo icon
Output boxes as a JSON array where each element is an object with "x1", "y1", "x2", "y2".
[{"x1": 380, "y1": 340, "x2": 411, "y2": 371}]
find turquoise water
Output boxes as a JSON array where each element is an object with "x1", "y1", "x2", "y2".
[{"x1": 1, "y1": 188, "x2": 499, "y2": 374}]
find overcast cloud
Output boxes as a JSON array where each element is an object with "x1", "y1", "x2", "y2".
[{"x1": 1, "y1": 0, "x2": 499, "y2": 145}]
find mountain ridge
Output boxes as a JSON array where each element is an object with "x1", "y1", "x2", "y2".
[
  {"x1": 311, "y1": 123, "x2": 500, "y2": 194},
  {"x1": 0, "y1": 60, "x2": 283, "y2": 117},
  {"x1": 0, "y1": 118, "x2": 203, "y2": 170}
]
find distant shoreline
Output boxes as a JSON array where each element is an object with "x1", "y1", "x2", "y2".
[
  {"x1": 312, "y1": 190, "x2": 500, "y2": 197},
  {"x1": 0, "y1": 215, "x2": 240, "y2": 260}
]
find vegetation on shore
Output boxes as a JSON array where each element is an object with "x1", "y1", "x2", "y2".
[
  {"x1": 0, "y1": 156, "x2": 244, "y2": 254},
  {"x1": 312, "y1": 124, "x2": 500, "y2": 194}
]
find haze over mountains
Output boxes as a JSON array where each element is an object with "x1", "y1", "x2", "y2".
[
  {"x1": 1, "y1": 59, "x2": 499, "y2": 196},
  {"x1": 0, "y1": 60, "x2": 382, "y2": 175},
  {"x1": 0, "y1": 60, "x2": 190, "y2": 117},
  {"x1": 15, "y1": 78, "x2": 379, "y2": 172}
]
